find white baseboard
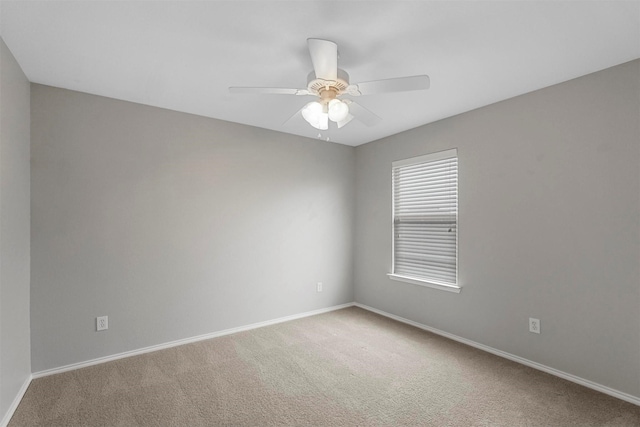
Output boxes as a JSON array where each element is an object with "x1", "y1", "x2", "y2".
[
  {"x1": 354, "y1": 302, "x2": 640, "y2": 407},
  {"x1": 17, "y1": 300, "x2": 639, "y2": 422},
  {"x1": 1, "y1": 374, "x2": 32, "y2": 427},
  {"x1": 32, "y1": 302, "x2": 355, "y2": 379}
]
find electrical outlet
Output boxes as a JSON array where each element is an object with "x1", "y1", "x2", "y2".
[
  {"x1": 317, "y1": 282, "x2": 323, "y2": 292},
  {"x1": 529, "y1": 318, "x2": 540, "y2": 334},
  {"x1": 97, "y1": 316, "x2": 108, "y2": 331}
]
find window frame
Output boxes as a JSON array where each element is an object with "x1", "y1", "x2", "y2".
[{"x1": 387, "y1": 149, "x2": 461, "y2": 293}]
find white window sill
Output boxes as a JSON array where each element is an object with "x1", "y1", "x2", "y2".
[{"x1": 387, "y1": 274, "x2": 461, "y2": 294}]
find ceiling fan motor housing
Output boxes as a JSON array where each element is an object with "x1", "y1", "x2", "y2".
[{"x1": 307, "y1": 69, "x2": 350, "y2": 102}]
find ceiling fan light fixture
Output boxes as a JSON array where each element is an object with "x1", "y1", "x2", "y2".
[
  {"x1": 328, "y1": 99, "x2": 349, "y2": 122},
  {"x1": 336, "y1": 113, "x2": 354, "y2": 129},
  {"x1": 316, "y1": 113, "x2": 329, "y2": 130},
  {"x1": 302, "y1": 101, "x2": 328, "y2": 130}
]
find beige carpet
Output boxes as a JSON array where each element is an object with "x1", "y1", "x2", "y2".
[{"x1": 9, "y1": 307, "x2": 640, "y2": 426}]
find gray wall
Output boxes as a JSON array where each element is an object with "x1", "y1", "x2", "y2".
[
  {"x1": 0, "y1": 38, "x2": 31, "y2": 419},
  {"x1": 354, "y1": 60, "x2": 640, "y2": 397},
  {"x1": 30, "y1": 85, "x2": 355, "y2": 372}
]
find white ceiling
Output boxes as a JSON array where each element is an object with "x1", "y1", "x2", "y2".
[{"x1": 1, "y1": 1, "x2": 639, "y2": 146}]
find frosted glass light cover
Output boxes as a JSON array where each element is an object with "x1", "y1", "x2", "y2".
[
  {"x1": 328, "y1": 99, "x2": 349, "y2": 122},
  {"x1": 302, "y1": 101, "x2": 328, "y2": 130}
]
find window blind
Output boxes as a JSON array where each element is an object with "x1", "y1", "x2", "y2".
[{"x1": 392, "y1": 149, "x2": 458, "y2": 286}]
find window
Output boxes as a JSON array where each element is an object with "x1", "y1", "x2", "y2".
[{"x1": 388, "y1": 149, "x2": 459, "y2": 293}]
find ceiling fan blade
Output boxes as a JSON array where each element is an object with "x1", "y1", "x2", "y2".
[
  {"x1": 282, "y1": 104, "x2": 305, "y2": 126},
  {"x1": 345, "y1": 100, "x2": 382, "y2": 127},
  {"x1": 229, "y1": 87, "x2": 311, "y2": 95},
  {"x1": 347, "y1": 75, "x2": 430, "y2": 96},
  {"x1": 307, "y1": 38, "x2": 338, "y2": 81}
]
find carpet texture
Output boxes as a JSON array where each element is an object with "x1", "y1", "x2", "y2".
[{"x1": 9, "y1": 307, "x2": 640, "y2": 426}]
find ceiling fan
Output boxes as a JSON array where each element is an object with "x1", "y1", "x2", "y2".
[{"x1": 229, "y1": 38, "x2": 430, "y2": 130}]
